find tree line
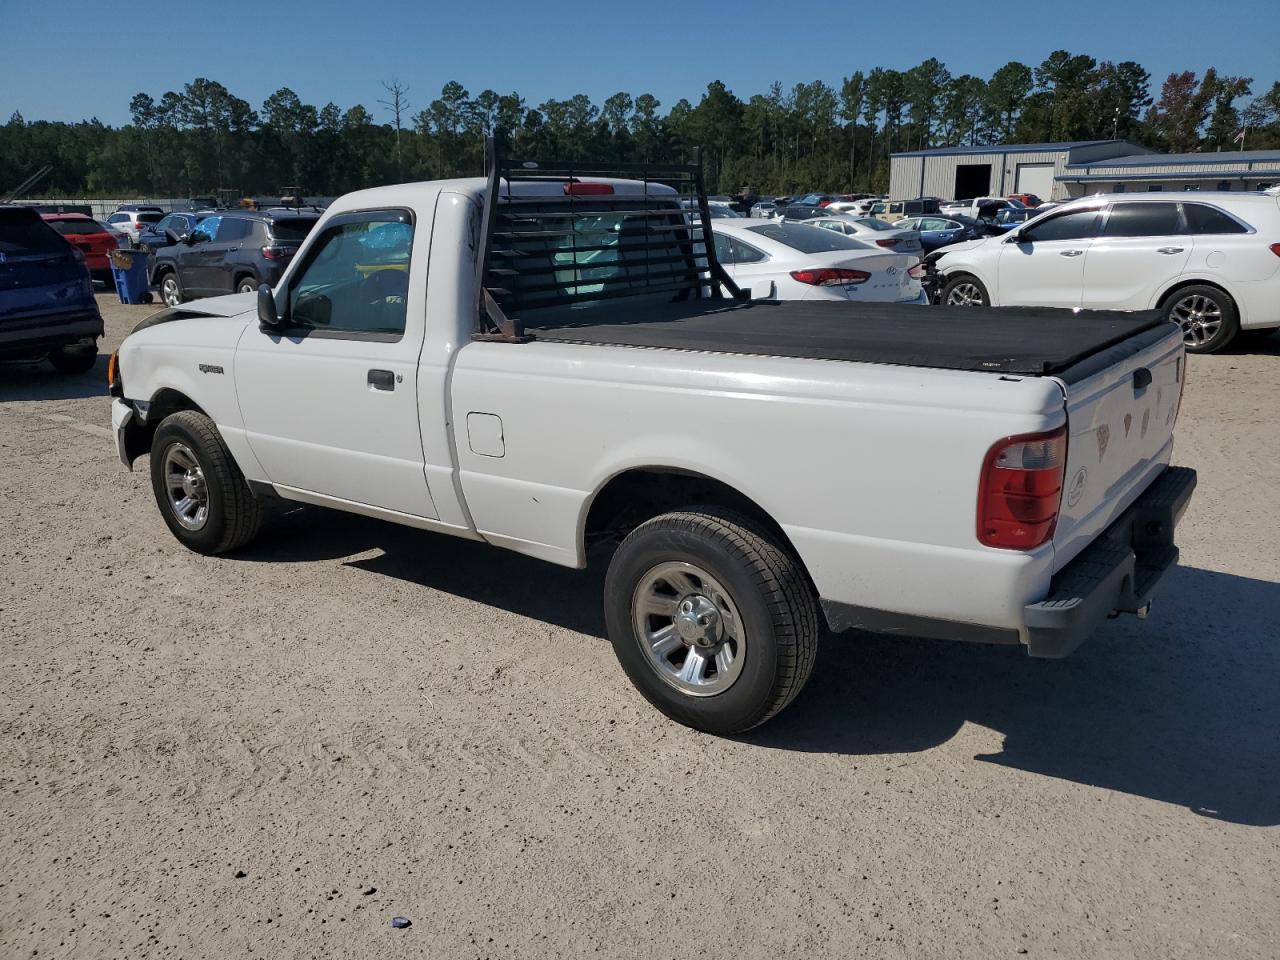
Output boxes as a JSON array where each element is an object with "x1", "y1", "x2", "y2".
[{"x1": 3, "y1": 52, "x2": 1278, "y2": 201}]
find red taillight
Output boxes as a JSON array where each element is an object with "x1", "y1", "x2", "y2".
[
  {"x1": 875, "y1": 238, "x2": 899, "y2": 248},
  {"x1": 563, "y1": 181, "x2": 614, "y2": 196},
  {"x1": 907, "y1": 263, "x2": 925, "y2": 279},
  {"x1": 789, "y1": 267, "x2": 871, "y2": 286},
  {"x1": 1269, "y1": 243, "x2": 1280, "y2": 258},
  {"x1": 261, "y1": 245, "x2": 298, "y2": 261},
  {"x1": 977, "y1": 426, "x2": 1068, "y2": 550}
]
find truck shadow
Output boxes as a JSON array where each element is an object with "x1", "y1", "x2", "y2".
[
  {"x1": 236, "y1": 509, "x2": 1279, "y2": 827},
  {"x1": 0, "y1": 356, "x2": 109, "y2": 401}
]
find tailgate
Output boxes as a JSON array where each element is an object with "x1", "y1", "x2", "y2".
[{"x1": 1051, "y1": 322, "x2": 1185, "y2": 571}]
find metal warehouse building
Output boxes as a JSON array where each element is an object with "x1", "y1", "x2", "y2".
[
  {"x1": 890, "y1": 141, "x2": 1280, "y2": 201},
  {"x1": 1057, "y1": 149, "x2": 1280, "y2": 196},
  {"x1": 889, "y1": 140, "x2": 1151, "y2": 202}
]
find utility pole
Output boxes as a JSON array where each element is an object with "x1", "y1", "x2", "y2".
[{"x1": 378, "y1": 79, "x2": 411, "y2": 182}]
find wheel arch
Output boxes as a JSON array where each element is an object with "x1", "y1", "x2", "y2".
[
  {"x1": 1154, "y1": 277, "x2": 1238, "y2": 311},
  {"x1": 580, "y1": 466, "x2": 813, "y2": 587}
]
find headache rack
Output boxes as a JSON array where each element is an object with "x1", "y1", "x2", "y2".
[{"x1": 474, "y1": 138, "x2": 743, "y2": 342}]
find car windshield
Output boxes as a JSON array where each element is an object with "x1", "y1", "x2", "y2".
[
  {"x1": 269, "y1": 217, "x2": 319, "y2": 242},
  {"x1": 746, "y1": 222, "x2": 871, "y2": 253},
  {"x1": 46, "y1": 218, "x2": 106, "y2": 236},
  {"x1": 137, "y1": 212, "x2": 163, "y2": 225},
  {"x1": 0, "y1": 209, "x2": 68, "y2": 255}
]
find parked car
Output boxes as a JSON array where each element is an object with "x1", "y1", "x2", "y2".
[
  {"x1": 1, "y1": 205, "x2": 103, "y2": 373},
  {"x1": 869, "y1": 198, "x2": 942, "y2": 223},
  {"x1": 896, "y1": 215, "x2": 987, "y2": 252},
  {"x1": 793, "y1": 193, "x2": 842, "y2": 208},
  {"x1": 138, "y1": 211, "x2": 207, "y2": 252},
  {"x1": 105, "y1": 208, "x2": 165, "y2": 244},
  {"x1": 749, "y1": 201, "x2": 779, "y2": 218},
  {"x1": 150, "y1": 209, "x2": 321, "y2": 305},
  {"x1": 101, "y1": 220, "x2": 133, "y2": 249},
  {"x1": 777, "y1": 203, "x2": 826, "y2": 221},
  {"x1": 1008, "y1": 193, "x2": 1043, "y2": 208},
  {"x1": 807, "y1": 214, "x2": 924, "y2": 255},
  {"x1": 40, "y1": 213, "x2": 118, "y2": 282},
  {"x1": 940, "y1": 197, "x2": 1024, "y2": 219},
  {"x1": 930, "y1": 192, "x2": 1280, "y2": 352},
  {"x1": 710, "y1": 219, "x2": 926, "y2": 303},
  {"x1": 994, "y1": 207, "x2": 1035, "y2": 231},
  {"x1": 107, "y1": 156, "x2": 1197, "y2": 734},
  {"x1": 826, "y1": 198, "x2": 878, "y2": 216}
]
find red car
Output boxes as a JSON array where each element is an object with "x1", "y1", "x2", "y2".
[
  {"x1": 1007, "y1": 193, "x2": 1043, "y2": 208},
  {"x1": 40, "y1": 214, "x2": 118, "y2": 282}
]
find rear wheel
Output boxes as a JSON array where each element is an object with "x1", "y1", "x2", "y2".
[
  {"x1": 942, "y1": 274, "x2": 988, "y2": 307},
  {"x1": 47, "y1": 344, "x2": 98, "y2": 375},
  {"x1": 236, "y1": 276, "x2": 258, "y2": 295},
  {"x1": 149, "y1": 410, "x2": 262, "y2": 554},
  {"x1": 1166, "y1": 285, "x2": 1239, "y2": 354},
  {"x1": 604, "y1": 508, "x2": 819, "y2": 735},
  {"x1": 159, "y1": 272, "x2": 184, "y2": 307}
]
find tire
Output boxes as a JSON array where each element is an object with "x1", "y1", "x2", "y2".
[
  {"x1": 159, "y1": 271, "x2": 185, "y2": 307},
  {"x1": 47, "y1": 344, "x2": 98, "y2": 375},
  {"x1": 236, "y1": 276, "x2": 258, "y2": 295},
  {"x1": 941, "y1": 274, "x2": 988, "y2": 307},
  {"x1": 604, "y1": 507, "x2": 819, "y2": 735},
  {"x1": 1164, "y1": 284, "x2": 1239, "y2": 354},
  {"x1": 149, "y1": 410, "x2": 263, "y2": 555}
]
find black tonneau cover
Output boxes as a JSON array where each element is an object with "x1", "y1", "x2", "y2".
[{"x1": 526, "y1": 300, "x2": 1172, "y2": 378}]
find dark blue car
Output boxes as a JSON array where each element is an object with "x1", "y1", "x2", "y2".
[
  {"x1": 0, "y1": 206, "x2": 103, "y2": 373},
  {"x1": 895, "y1": 214, "x2": 988, "y2": 252},
  {"x1": 137, "y1": 211, "x2": 207, "y2": 252}
]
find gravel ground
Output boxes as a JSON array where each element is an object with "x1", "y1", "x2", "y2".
[{"x1": 1, "y1": 293, "x2": 1277, "y2": 959}]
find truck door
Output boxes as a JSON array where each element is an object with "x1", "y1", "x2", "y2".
[{"x1": 234, "y1": 208, "x2": 438, "y2": 519}]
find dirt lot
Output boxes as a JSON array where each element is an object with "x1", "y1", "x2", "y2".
[{"x1": 2, "y1": 292, "x2": 1278, "y2": 959}]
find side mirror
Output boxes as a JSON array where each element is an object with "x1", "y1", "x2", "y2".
[{"x1": 257, "y1": 284, "x2": 284, "y2": 330}]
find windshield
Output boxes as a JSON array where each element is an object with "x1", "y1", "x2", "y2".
[
  {"x1": 46, "y1": 218, "x2": 106, "y2": 236},
  {"x1": 0, "y1": 209, "x2": 68, "y2": 255},
  {"x1": 746, "y1": 222, "x2": 871, "y2": 253},
  {"x1": 269, "y1": 218, "x2": 319, "y2": 242},
  {"x1": 137, "y1": 212, "x2": 163, "y2": 225}
]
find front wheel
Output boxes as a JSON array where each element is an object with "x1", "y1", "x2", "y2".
[
  {"x1": 942, "y1": 274, "x2": 988, "y2": 307},
  {"x1": 604, "y1": 508, "x2": 819, "y2": 734},
  {"x1": 149, "y1": 410, "x2": 263, "y2": 554}
]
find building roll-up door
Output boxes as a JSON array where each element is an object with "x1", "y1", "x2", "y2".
[{"x1": 1015, "y1": 163, "x2": 1055, "y2": 199}]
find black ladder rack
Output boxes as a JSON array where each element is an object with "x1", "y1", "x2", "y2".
[{"x1": 474, "y1": 138, "x2": 743, "y2": 341}]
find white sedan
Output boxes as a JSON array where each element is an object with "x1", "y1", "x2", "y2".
[
  {"x1": 711, "y1": 219, "x2": 927, "y2": 304},
  {"x1": 805, "y1": 213, "x2": 924, "y2": 256}
]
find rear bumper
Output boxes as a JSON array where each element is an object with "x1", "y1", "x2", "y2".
[
  {"x1": 1023, "y1": 465, "x2": 1197, "y2": 657},
  {"x1": 0, "y1": 309, "x2": 103, "y2": 358}
]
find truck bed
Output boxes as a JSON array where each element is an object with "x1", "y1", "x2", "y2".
[{"x1": 524, "y1": 300, "x2": 1172, "y2": 380}]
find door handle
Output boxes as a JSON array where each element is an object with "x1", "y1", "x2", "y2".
[
  {"x1": 367, "y1": 369, "x2": 395, "y2": 391},
  {"x1": 1157, "y1": 246, "x2": 1185, "y2": 255},
  {"x1": 1059, "y1": 249, "x2": 1084, "y2": 257}
]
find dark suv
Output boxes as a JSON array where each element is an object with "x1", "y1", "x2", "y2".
[{"x1": 151, "y1": 209, "x2": 320, "y2": 305}]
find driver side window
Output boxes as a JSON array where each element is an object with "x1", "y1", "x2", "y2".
[
  {"x1": 192, "y1": 215, "x2": 220, "y2": 242},
  {"x1": 1020, "y1": 209, "x2": 1100, "y2": 243},
  {"x1": 286, "y1": 213, "x2": 413, "y2": 339}
]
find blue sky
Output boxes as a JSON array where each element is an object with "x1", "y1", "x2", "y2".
[{"x1": 3, "y1": 0, "x2": 1275, "y2": 125}]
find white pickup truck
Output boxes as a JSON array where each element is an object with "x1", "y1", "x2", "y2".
[{"x1": 109, "y1": 147, "x2": 1196, "y2": 734}]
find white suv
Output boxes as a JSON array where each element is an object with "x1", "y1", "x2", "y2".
[{"x1": 933, "y1": 192, "x2": 1280, "y2": 352}]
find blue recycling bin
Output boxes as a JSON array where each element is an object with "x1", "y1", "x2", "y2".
[{"x1": 109, "y1": 248, "x2": 152, "y2": 304}]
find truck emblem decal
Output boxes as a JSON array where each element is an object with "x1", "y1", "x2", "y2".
[
  {"x1": 1123, "y1": 413, "x2": 1133, "y2": 437},
  {"x1": 198, "y1": 363, "x2": 224, "y2": 375},
  {"x1": 1067, "y1": 467, "x2": 1088, "y2": 508},
  {"x1": 1141, "y1": 409, "x2": 1150, "y2": 439},
  {"x1": 1096, "y1": 424, "x2": 1110, "y2": 461}
]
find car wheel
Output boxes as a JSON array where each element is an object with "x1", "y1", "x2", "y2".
[
  {"x1": 1165, "y1": 285, "x2": 1239, "y2": 354},
  {"x1": 236, "y1": 277, "x2": 258, "y2": 295},
  {"x1": 604, "y1": 507, "x2": 819, "y2": 735},
  {"x1": 160, "y1": 272, "x2": 184, "y2": 307},
  {"x1": 149, "y1": 410, "x2": 263, "y2": 555},
  {"x1": 47, "y1": 344, "x2": 98, "y2": 375},
  {"x1": 942, "y1": 274, "x2": 988, "y2": 307}
]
